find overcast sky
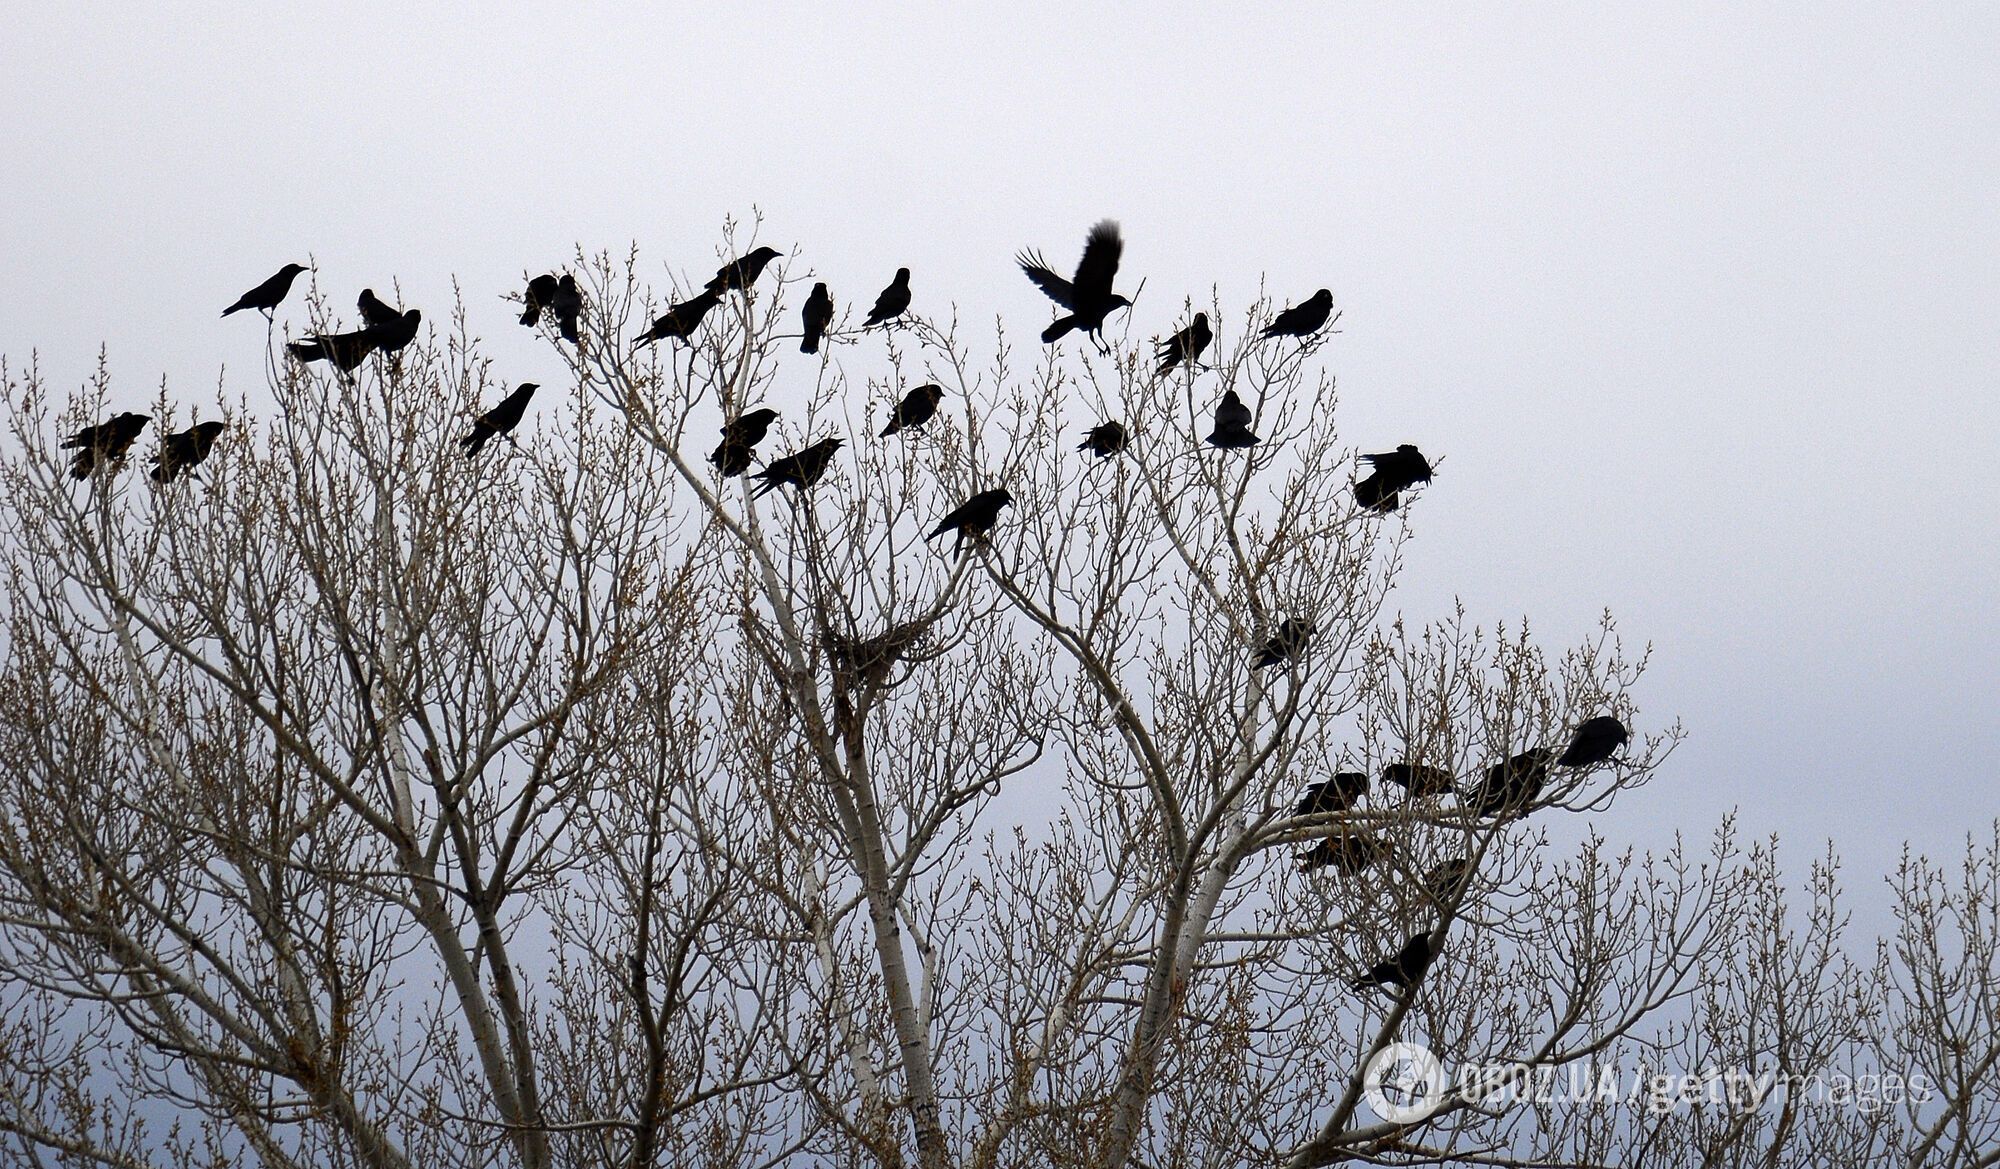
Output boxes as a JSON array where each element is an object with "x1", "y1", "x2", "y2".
[{"x1": 2, "y1": 6, "x2": 1993, "y2": 907}]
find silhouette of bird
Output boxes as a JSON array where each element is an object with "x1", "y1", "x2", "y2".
[
  {"x1": 708, "y1": 407, "x2": 779, "y2": 477},
  {"x1": 1253, "y1": 617, "x2": 1313, "y2": 669},
  {"x1": 1355, "y1": 445, "x2": 1433, "y2": 513},
  {"x1": 1260, "y1": 289, "x2": 1334, "y2": 341},
  {"x1": 222, "y1": 264, "x2": 307, "y2": 318},
  {"x1": 927, "y1": 488, "x2": 1014, "y2": 554},
  {"x1": 288, "y1": 328, "x2": 378, "y2": 374},
  {"x1": 151, "y1": 420, "x2": 226, "y2": 484},
  {"x1": 880, "y1": 384, "x2": 944, "y2": 437},
  {"x1": 1297, "y1": 829, "x2": 1390, "y2": 876},
  {"x1": 1469, "y1": 748, "x2": 1555, "y2": 818},
  {"x1": 1557, "y1": 716, "x2": 1629, "y2": 768},
  {"x1": 551, "y1": 275, "x2": 583, "y2": 343},
  {"x1": 1206, "y1": 389, "x2": 1259, "y2": 449},
  {"x1": 357, "y1": 288, "x2": 401, "y2": 328},
  {"x1": 1293, "y1": 771, "x2": 1370, "y2": 816},
  {"x1": 366, "y1": 308, "x2": 423, "y2": 354},
  {"x1": 1018, "y1": 220, "x2": 1131, "y2": 348},
  {"x1": 1078, "y1": 421, "x2": 1127, "y2": 458},
  {"x1": 1350, "y1": 931, "x2": 1438, "y2": 995},
  {"x1": 520, "y1": 273, "x2": 560, "y2": 326},
  {"x1": 1381, "y1": 762, "x2": 1455, "y2": 799},
  {"x1": 635, "y1": 289, "x2": 722, "y2": 347},
  {"x1": 1418, "y1": 858, "x2": 1474, "y2": 908},
  {"x1": 800, "y1": 282, "x2": 834, "y2": 354},
  {"x1": 751, "y1": 438, "x2": 845, "y2": 498},
  {"x1": 705, "y1": 246, "x2": 782, "y2": 294},
  {"x1": 62, "y1": 412, "x2": 151, "y2": 479},
  {"x1": 862, "y1": 269, "x2": 911, "y2": 328},
  {"x1": 460, "y1": 383, "x2": 539, "y2": 458},
  {"x1": 1156, "y1": 313, "x2": 1211, "y2": 376}
]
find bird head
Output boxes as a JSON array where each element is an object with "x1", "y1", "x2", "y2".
[
  {"x1": 894, "y1": 268, "x2": 910, "y2": 282},
  {"x1": 282, "y1": 263, "x2": 308, "y2": 277},
  {"x1": 746, "y1": 246, "x2": 780, "y2": 263},
  {"x1": 995, "y1": 489, "x2": 1015, "y2": 508},
  {"x1": 1109, "y1": 295, "x2": 1133, "y2": 313},
  {"x1": 193, "y1": 421, "x2": 226, "y2": 439},
  {"x1": 921, "y1": 384, "x2": 944, "y2": 404}
]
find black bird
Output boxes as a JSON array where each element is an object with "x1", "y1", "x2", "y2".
[
  {"x1": 62, "y1": 412, "x2": 151, "y2": 480},
  {"x1": 927, "y1": 488, "x2": 1014, "y2": 554},
  {"x1": 1418, "y1": 858, "x2": 1474, "y2": 908},
  {"x1": 520, "y1": 273, "x2": 560, "y2": 327},
  {"x1": 1468, "y1": 748, "x2": 1556, "y2": 818},
  {"x1": 366, "y1": 308, "x2": 423, "y2": 355},
  {"x1": 1381, "y1": 762, "x2": 1455, "y2": 799},
  {"x1": 1292, "y1": 771, "x2": 1370, "y2": 816},
  {"x1": 552, "y1": 275, "x2": 583, "y2": 343},
  {"x1": 1260, "y1": 289, "x2": 1334, "y2": 341},
  {"x1": 1077, "y1": 421, "x2": 1128, "y2": 458},
  {"x1": 1557, "y1": 716, "x2": 1630, "y2": 768},
  {"x1": 880, "y1": 384, "x2": 944, "y2": 437},
  {"x1": 1156, "y1": 313, "x2": 1212, "y2": 376},
  {"x1": 1350, "y1": 931, "x2": 1439, "y2": 995},
  {"x1": 800, "y1": 282, "x2": 834, "y2": 354},
  {"x1": 1018, "y1": 220, "x2": 1131, "y2": 348},
  {"x1": 460, "y1": 383, "x2": 539, "y2": 458},
  {"x1": 151, "y1": 420, "x2": 225, "y2": 484},
  {"x1": 635, "y1": 289, "x2": 723, "y2": 347},
  {"x1": 862, "y1": 268, "x2": 912, "y2": 328},
  {"x1": 1252, "y1": 617, "x2": 1313, "y2": 669},
  {"x1": 705, "y1": 246, "x2": 782, "y2": 294},
  {"x1": 1297, "y1": 830, "x2": 1390, "y2": 876},
  {"x1": 751, "y1": 438, "x2": 845, "y2": 498},
  {"x1": 288, "y1": 328, "x2": 378, "y2": 374},
  {"x1": 1355, "y1": 445, "x2": 1433, "y2": 513},
  {"x1": 1206, "y1": 389, "x2": 1259, "y2": 449},
  {"x1": 357, "y1": 288, "x2": 401, "y2": 328},
  {"x1": 708, "y1": 407, "x2": 780, "y2": 477},
  {"x1": 222, "y1": 263, "x2": 307, "y2": 318}
]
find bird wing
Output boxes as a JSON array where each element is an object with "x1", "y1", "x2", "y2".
[
  {"x1": 358, "y1": 290, "x2": 401, "y2": 328},
  {"x1": 1070, "y1": 221, "x2": 1123, "y2": 301},
  {"x1": 1016, "y1": 251, "x2": 1076, "y2": 309}
]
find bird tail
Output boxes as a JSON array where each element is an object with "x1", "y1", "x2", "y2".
[
  {"x1": 1042, "y1": 317, "x2": 1077, "y2": 344},
  {"x1": 287, "y1": 340, "x2": 324, "y2": 363},
  {"x1": 460, "y1": 429, "x2": 489, "y2": 458},
  {"x1": 801, "y1": 335, "x2": 819, "y2": 355},
  {"x1": 220, "y1": 304, "x2": 242, "y2": 318},
  {"x1": 519, "y1": 305, "x2": 541, "y2": 327}
]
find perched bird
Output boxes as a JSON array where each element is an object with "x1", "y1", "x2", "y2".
[
  {"x1": 1557, "y1": 715, "x2": 1630, "y2": 768},
  {"x1": 1350, "y1": 931, "x2": 1439, "y2": 995},
  {"x1": 1156, "y1": 313, "x2": 1212, "y2": 376},
  {"x1": 520, "y1": 273, "x2": 560, "y2": 327},
  {"x1": 1206, "y1": 389, "x2": 1259, "y2": 449},
  {"x1": 1418, "y1": 858, "x2": 1474, "y2": 908},
  {"x1": 288, "y1": 328, "x2": 378, "y2": 374},
  {"x1": 1260, "y1": 289, "x2": 1335, "y2": 341},
  {"x1": 460, "y1": 383, "x2": 539, "y2": 458},
  {"x1": 551, "y1": 275, "x2": 583, "y2": 343},
  {"x1": 62, "y1": 412, "x2": 151, "y2": 480},
  {"x1": 222, "y1": 263, "x2": 307, "y2": 318},
  {"x1": 1252, "y1": 617, "x2": 1313, "y2": 669},
  {"x1": 705, "y1": 246, "x2": 782, "y2": 294},
  {"x1": 1468, "y1": 748, "x2": 1556, "y2": 818},
  {"x1": 1355, "y1": 445, "x2": 1433, "y2": 513},
  {"x1": 800, "y1": 282, "x2": 834, "y2": 354},
  {"x1": 1292, "y1": 771, "x2": 1370, "y2": 816},
  {"x1": 751, "y1": 438, "x2": 845, "y2": 498},
  {"x1": 1077, "y1": 421, "x2": 1128, "y2": 458},
  {"x1": 1297, "y1": 830, "x2": 1390, "y2": 876},
  {"x1": 634, "y1": 289, "x2": 722, "y2": 347},
  {"x1": 927, "y1": 488, "x2": 1014, "y2": 554},
  {"x1": 1018, "y1": 220, "x2": 1131, "y2": 348},
  {"x1": 366, "y1": 308, "x2": 423, "y2": 354},
  {"x1": 880, "y1": 384, "x2": 944, "y2": 437},
  {"x1": 150, "y1": 420, "x2": 226, "y2": 484},
  {"x1": 1381, "y1": 762, "x2": 1455, "y2": 799},
  {"x1": 862, "y1": 268, "x2": 912, "y2": 328},
  {"x1": 708, "y1": 407, "x2": 780, "y2": 477},
  {"x1": 357, "y1": 288, "x2": 401, "y2": 328}
]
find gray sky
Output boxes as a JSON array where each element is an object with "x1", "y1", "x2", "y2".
[{"x1": 3, "y1": 6, "x2": 1994, "y2": 903}]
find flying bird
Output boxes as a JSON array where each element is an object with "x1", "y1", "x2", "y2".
[
  {"x1": 1253, "y1": 617, "x2": 1313, "y2": 669},
  {"x1": 1292, "y1": 771, "x2": 1369, "y2": 817},
  {"x1": 1156, "y1": 313, "x2": 1211, "y2": 376},
  {"x1": 1350, "y1": 931, "x2": 1439, "y2": 995},
  {"x1": 1557, "y1": 716, "x2": 1630, "y2": 768},
  {"x1": 751, "y1": 437, "x2": 845, "y2": 498},
  {"x1": 366, "y1": 308, "x2": 423, "y2": 354},
  {"x1": 635, "y1": 289, "x2": 722, "y2": 347},
  {"x1": 150, "y1": 420, "x2": 226, "y2": 484},
  {"x1": 1381, "y1": 762, "x2": 1455, "y2": 799},
  {"x1": 551, "y1": 275, "x2": 583, "y2": 343},
  {"x1": 1260, "y1": 289, "x2": 1334, "y2": 341},
  {"x1": 800, "y1": 282, "x2": 834, "y2": 354},
  {"x1": 862, "y1": 268, "x2": 912, "y2": 328},
  {"x1": 880, "y1": 384, "x2": 944, "y2": 437},
  {"x1": 1206, "y1": 389, "x2": 1259, "y2": 449},
  {"x1": 357, "y1": 288, "x2": 401, "y2": 328},
  {"x1": 520, "y1": 273, "x2": 560, "y2": 326},
  {"x1": 222, "y1": 263, "x2": 307, "y2": 318},
  {"x1": 1018, "y1": 220, "x2": 1131, "y2": 349},
  {"x1": 460, "y1": 383, "x2": 539, "y2": 458},
  {"x1": 927, "y1": 488, "x2": 1014, "y2": 554},
  {"x1": 1355, "y1": 445, "x2": 1433, "y2": 513},
  {"x1": 705, "y1": 246, "x2": 782, "y2": 294},
  {"x1": 1297, "y1": 830, "x2": 1390, "y2": 876},
  {"x1": 1468, "y1": 748, "x2": 1555, "y2": 818},
  {"x1": 708, "y1": 407, "x2": 780, "y2": 477},
  {"x1": 1077, "y1": 421, "x2": 1127, "y2": 458},
  {"x1": 288, "y1": 327, "x2": 378, "y2": 374},
  {"x1": 62, "y1": 412, "x2": 151, "y2": 480}
]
